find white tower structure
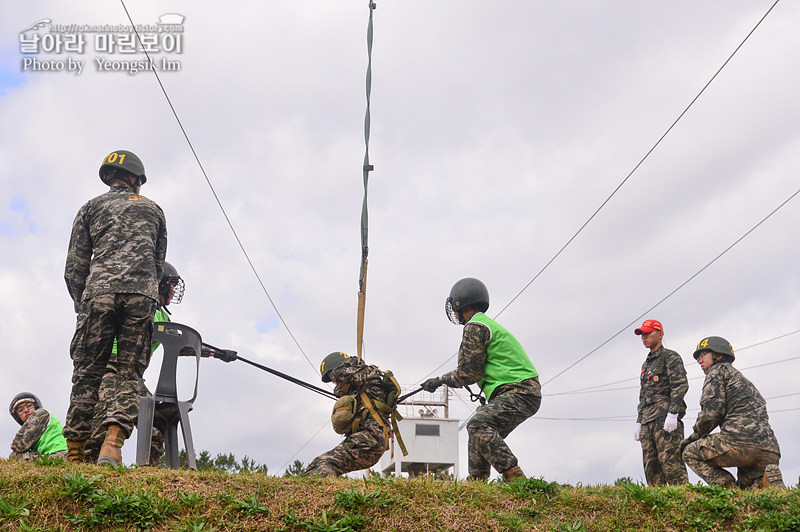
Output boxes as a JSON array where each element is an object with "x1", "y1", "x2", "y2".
[{"x1": 380, "y1": 386, "x2": 459, "y2": 478}]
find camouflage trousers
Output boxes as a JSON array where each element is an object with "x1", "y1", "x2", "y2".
[
  {"x1": 85, "y1": 377, "x2": 165, "y2": 464},
  {"x1": 683, "y1": 434, "x2": 781, "y2": 488},
  {"x1": 64, "y1": 293, "x2": 156, "y2": 442},
  {"x1": 466, "y1": 385, "x2": 541, "y2": 480},
  {"x1": 8, "y1": 449, "x2": 68, "y2": 461},
  {"x1": 304, "y1": 417, "x2": 386, "y2": 478},
  {"x1": 639, "y1": 415, "x2": 688, "y2": 486}
]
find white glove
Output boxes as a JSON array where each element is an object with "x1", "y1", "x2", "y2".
[
  {"x1": 663, "y1": 412, "x2": 679, "y2": 432},
  {"x1": 634, "y1": 423, "x2": 641, "y2": 441}
]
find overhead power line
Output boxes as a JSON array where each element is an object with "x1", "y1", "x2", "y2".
[
  {"x1": 494, "y1": 0, "x2": 781, "y2": 322},
  {"x1": 542, "y1": 183, "x2": 800, "y2": 388},
  {"x1": 546, "y1": 353, "x2": 800, "y2": 397},
  {"x1": 419, "y1": 1, "x2": 783, "y2": 390},
  {"x1": 119, "y1": 1, "x2": 316, "y2": 376},
  {"x1": 488, "y1": 391, "x2": 800, "y2": 423},
  {"x1": 533, "y1": 407, "x2": 800, "y2": 422}
]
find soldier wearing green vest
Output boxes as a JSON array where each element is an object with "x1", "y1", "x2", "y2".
[
  {"x1": 9, "y1": 393, "x2": 68, "y2": 461},
  {"x1": 421, "y1": 278, "x2": 541, "y2": 481}
]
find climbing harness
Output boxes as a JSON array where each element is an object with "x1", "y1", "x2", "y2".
[
  {"x1": 359, "y1": 367, "x2": 408, "y2": 456},
  {"x1": 465, "y1": 385, "x2": 487, "y2": 406},
  {"x1": 331, "y1": 366, "x2": 408, "y2": 456},
  {"x1": 356, "y1": 1, "x2": 377, "y2": 365}
]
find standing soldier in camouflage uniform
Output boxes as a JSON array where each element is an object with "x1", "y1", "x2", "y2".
[
  {"x1": 8, "y1": 393, "x2": 68, "y2": 461},
  {"x1": 680, "y1": 336, "x2": 785, "y2": 489},
  {"x1": 84, "y1": 261, "x2": 237, "y2": 464},
  {"x1": 304, "y1": 352, "x2": 389, "y2": 477},
  {"x1": 421, "y1": 278, "x2": 541, "y2": 481},
  {"x1": 633, "y1": 319, "x2": 689, "y2": 485},
  {"x1": 63, "y1": 150, "x2": 167, "y2": 466}
]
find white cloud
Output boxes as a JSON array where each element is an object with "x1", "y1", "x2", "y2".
[{"x1": 1, "y1": 1, "x2": 798, "y2": 486}]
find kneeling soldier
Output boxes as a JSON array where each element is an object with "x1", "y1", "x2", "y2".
[
  {"x1": 680, "y1": 336, "x2": 785, "y2": 489},
  {"x1": 304, "y1": 352, "x2": 391, "y2": 478}
]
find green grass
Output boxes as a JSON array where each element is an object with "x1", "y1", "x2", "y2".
[{"x1": 0, "y1": 458, "x2": 798, "y2": 531}]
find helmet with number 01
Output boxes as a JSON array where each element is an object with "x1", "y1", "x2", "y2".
[
  {"x1": 692, "y1": 336, "x2": 735, "y2": 362},
  {"x1": 320, "y1": 352, "x2": 351, "y2": 383},
  {"x1": 99, "y1": 150, "x2": 147, "y2": 185},
  {"x1": 9, "y1": 392, "x2": 42, "y2": 426},
  {"x1": 445, "y1": 277, "x2": 490, "y2": 324}
]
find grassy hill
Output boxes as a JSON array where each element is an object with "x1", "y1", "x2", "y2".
[{"x1": 0, "y1": 458, "x2": 798, "y2": 531}]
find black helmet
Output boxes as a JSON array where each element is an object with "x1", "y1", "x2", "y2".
[
  {"x1": 693, "y1": 336, "x2": 735, "y2": 362},
  {"x1": 159, "y1": 261, "x2": 185, "y2": 305},
  {"x1": 99, "y1": 150, "x2": 147, "y2": 186},
  {"x1": 320, "y1": 352, "x2": 352, "y2": 383},
  {"x1": 445, "y1": 277, "x2": 490, "y2": 324},
  {"x1": 9, "y1": 392, "x2": 42, "y2": 425}
]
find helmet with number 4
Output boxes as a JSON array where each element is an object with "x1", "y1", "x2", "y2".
[
  {"x1": 99, "y1": 150, "x2": 147, "y2": 185},
  {"x1": 9, "y1": 392, "x2": 42, "y2": 426},
  {"x1": 693, "y1": 336, "x2": 735, "y2": 362},
  {"x1": 320, "y1": 352, "x2": 351, "y2": 383},
  {"x1": 445, "y1": 277, "x2": 490, "y2": 324}
]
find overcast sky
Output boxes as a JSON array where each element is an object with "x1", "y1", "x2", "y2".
[{"x1": 2, "y1": 1, "x2": 799, "y2": 486}]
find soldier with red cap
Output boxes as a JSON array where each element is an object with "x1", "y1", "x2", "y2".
[{"x1": 633, "y1": 319, "x2": 689, "y2": 485}]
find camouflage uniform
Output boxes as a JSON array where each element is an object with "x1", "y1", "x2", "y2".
[
  {"x1": 85, "y1": 308, "x2": 172, "y2": 463},
  {"x1": 683, "y1": 362, "x2": 781, "y2": 488},
  {"x1": 637, "y1": 346, "x2": 689, "y2": 485},
  {"x1": 10, "y1": 409, "x2": 68, "y2": 461},
  {"x1": 305, "y1": 360, "x2": 388, "y2": 477},
  {"x1": 85, "y1": 377, "x2": 166, "y2": 464},
  {"x1": 441, "y1": 316, "x2": 541, "y2": 480},
  {"x1": 64, "y1": 182, "x2": 167, "y2": 443}
]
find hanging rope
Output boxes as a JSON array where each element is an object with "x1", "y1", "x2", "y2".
[{"x1": 357, "y1": 1, "x2": 377, "y2": 364}]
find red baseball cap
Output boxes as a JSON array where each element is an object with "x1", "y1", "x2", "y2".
[{"x1": 635, "y1": 319, "x2": 663, "y2": 335}]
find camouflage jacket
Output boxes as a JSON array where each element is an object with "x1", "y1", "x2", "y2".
[
  {"x1": 637, "y1": 346, "x2": 688, "y2": 424},
  {"x1": 65, "y1": 182, "x2": 167, "y2": 309},
  {"x1": 689, "y1": 362, "x2": 780, "y2": 453},
  {"x1": 441, "y1": 321, "x2": 488, "y2": 389},
  {"x1": 330, "y1": 360, "x2": 390, "y2": 415},
  {"x1": 11, "y1": 409, "x2": 50, "y2": 453},
  {"x1": 440, "y1": 321, "x2": 541, "y2": 400}
]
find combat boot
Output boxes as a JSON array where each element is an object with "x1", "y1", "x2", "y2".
[
  {"x1": 502, "y1": 465, "x2": 526, "y2": 481},
  {"x1": 97, "y1": 424, "x2": 126, "y2": 466},
  {"x1": 66, "y1": 440, "x2": 86, "y2": 463},
  {"x1": 761, "y1": 464, "x2": 786, "y2": 489}
]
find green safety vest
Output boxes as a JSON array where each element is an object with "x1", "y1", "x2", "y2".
[
  {"x1": 34, "y1": 413, "x2": 68, "y2": 455},
  {"x1": 470, "y1": 313, "x2": 538, "y2": 401},
  {"x1": 150, "y1": 307, "x2": 170, "y2": 351}
]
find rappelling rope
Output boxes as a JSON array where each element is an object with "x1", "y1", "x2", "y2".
[
  {"x1": 236, "y1": 355, "x2": 337, "y2": 400},
  {"x1": 357, "y1": 1, "x2": 377, "y2": 365}
]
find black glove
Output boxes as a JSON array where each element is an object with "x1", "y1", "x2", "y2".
[
  {"x1": 421, "y1": 377, "x2": 443, "y2": 393},
  {"x1": 217, "y1": 349, "x2": 237, "y2": 363}
]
